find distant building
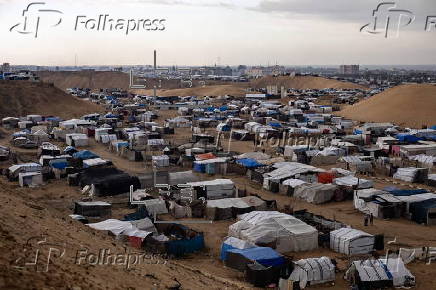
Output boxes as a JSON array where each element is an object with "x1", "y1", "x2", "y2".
[
  {"x1": 339, "y1": 65, "x2": 359, "y2": 75},
  {"x1": 245, "y1": 67, "x2": 264, "y2": 78},
  {"x1": 2, "y1": 63, "x2": 11, "y2": 72}
]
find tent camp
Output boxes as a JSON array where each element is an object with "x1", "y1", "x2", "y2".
[
  {"x1": 229, "y1": 211, "x2": 318, "y2": 253},
  {"x1": 330, "y1": 228, "x2": 374, "y2": 255},
  {"x1": 293, "y1": 183, "x2": 338, "y2": 204}
]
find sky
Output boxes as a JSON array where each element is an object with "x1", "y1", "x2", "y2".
[{"x1": 0, "y1": 0, "x2": 435, "y2": 66}]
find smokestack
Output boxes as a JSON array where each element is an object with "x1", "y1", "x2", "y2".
[{"x1": 154, "y1": 50, "x2": 157, "y2": 70}]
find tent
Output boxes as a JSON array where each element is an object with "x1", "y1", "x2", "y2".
[
  {"x1": 206, "y1": 196, "x2": 267, "y2": 220},
  {"x1": 73, "y1": 150, "x2": 99, "y2": 160},
  {"x1": 236, "y1": 158, "x2": 265, "y2": 169},
  {"x1": 346, "y1": 259, "x2": 393, "y2": 289},
  {"x1": 224, "y1": 247, "x2": 286, "y2": 271},
  {"x1": 334, "y1": 175, "x2": 374, "y2": 189},
  {"x1": 293, "y1": 183, "x2": 338, "y2": 204},
  {"x1": 280, "y1": 257, "x2": 336, "y2": 289},
  {"x1": 330, "y1": 228, "x2": 374, "y2": 255},
  {"x1": 229, "y1": 211, "x2": 318, "y2": 253},
  {"x1": 220, "y1": 237, "x2": 255, "y2": 261}
]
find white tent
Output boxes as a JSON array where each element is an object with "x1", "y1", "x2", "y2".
[
  {"x1": 228, "y1": 211, "x2": 318, "y2": 253},
  {"x1": 293, "y1": 183, "x2": 337, "y2": 204},
  {"x1": 330, "y1": 228, "x2": 374, "y2": 255},
  {"x1": 334, "y1": 175, "x2": 374, "y2": 189},
  {"x1": 280, "y1": 257, "x2": 335, "y2": 289},
  {"x1": 379, "y1": 258, "x2": 415, "y2": 287}
]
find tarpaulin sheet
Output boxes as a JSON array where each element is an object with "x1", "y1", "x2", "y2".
[{"x1": 226, "y1": 247, "x2": 285, "y2": 267}]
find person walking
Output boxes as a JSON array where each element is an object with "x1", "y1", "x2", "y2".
[
  {"x1": 370, "y1": 213, "x2": 374, "y2": 226},
  {"x1": 364, "y1": 214, "x2": 369, "y2": 227}
]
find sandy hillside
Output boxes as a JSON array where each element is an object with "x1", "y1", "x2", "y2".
[
  {"x1": 338, "y1": 84, "x2": 436, "y2": 128},
  {"x1": 139, "y1": 84, "x2": 248, "y2": 97},
  {"x1": 251, "y1": 75, "x2": 367, "y2": 90},
  {"x1": 0, "y1": 81, "x2": 103, "y2": 119},
  {"x1": 37, "y1": 71, "x2": 131, "y2": 91}
]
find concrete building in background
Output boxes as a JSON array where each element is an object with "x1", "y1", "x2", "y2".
[
  {"x1": 339, "y1": 65, "x2": 359, "y2": 75},
  {"x1": 2, "y1": 63, "x2": 11, "y2": 72}
]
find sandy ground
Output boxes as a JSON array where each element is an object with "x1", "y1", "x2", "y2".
[
  {"x1": 0, "y1": 81, "x2": 104, "y2": 119},
  {"x1": 1, "y1": 106, "x2": 436, "y2": 290},
  {"x1": 250, "y1": 76, "x2": 367, "y2": 90},
  {"x1": 338, "y1": 84, "x2": 436, "y2": 128}
]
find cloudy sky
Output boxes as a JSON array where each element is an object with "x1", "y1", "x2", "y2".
[{"x1": 0, "y1": 0, "x2": 435, "y2": 66}]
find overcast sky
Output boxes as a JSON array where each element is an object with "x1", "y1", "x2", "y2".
[{"x1": 0, "y1": 0, "x2": 435, "y2": 66}]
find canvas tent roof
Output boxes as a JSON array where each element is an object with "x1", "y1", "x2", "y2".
[
  {"x1": 330, "y1": 228, "x2": 374, "y2": 255},
  {"x1": 229, "y1": 211, "x2": 318, "y2": 253},
  {"x1": 293, "y1": 183, "x2": 337, "y2": 204},
  {"x1": 334, "y1": 176, "x2": 374, "y2": 189},
  {"x1": 288, "y1": 257, "x2": 336, "y2": 289}
]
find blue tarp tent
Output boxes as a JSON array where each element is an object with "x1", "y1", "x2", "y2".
[
  {"x1": 236, "y1": 158, "x2": 265, "y2": 169},
  {"x1": 226, "y1": 247, "x2": 286, "y2": 267},
  {"x1": 219, "y1": 106, "x2": 228, "y2": 111},
  {"x1": 193, "y1": 162, "x2": 206, "y2": 173},
  {"x1": 50, "y1": 160, "x2": 69, "y2": 169},
  {"x1": 167, "y1": 233, "x2": 205, "y2": 257},
  {"x1": 409, "y1": 199, "x2": 436, "y2": 224},
  {"x1": 396, "y1": 134, "x2": 421, "y2": 143},
  {"x1": 353, "y1": 129, "x2": 363, "y2": 135},
  {"x1": 269, "y1": 122, "x2": 282, "y2": 128},
  {"x1": 73, "y1": 150, "x2": 99, "y2": 160}
]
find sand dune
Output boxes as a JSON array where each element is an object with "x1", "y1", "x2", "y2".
[
  {"x1": 140, "y1": 84, "x2": 248, "y2": 97},
  {"x1": 0, "y1": 81, "x2": 103, "y2": 119},
  {"x1": 338, "y1": 84, "x2": 436, "y2": 128},
  {"x1": 251, "y1": 75, "x2": 367, "y2": 90},
  {"x1": 37, "y1": 71, "x2": 130, "y2": 91}
]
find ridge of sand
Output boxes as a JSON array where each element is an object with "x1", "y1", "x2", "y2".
[
  {"x1": 338, "y1": 84, "x2": 436, "y2": 128},
  {"x1": 250, "y1": 75, "x2": 367, "y2": 90},
  {"x1": 0, "y1": 81, "x2": 103, "y2": 119}
]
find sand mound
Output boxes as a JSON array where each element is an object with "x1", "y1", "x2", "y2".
[
  {"x1": 0, "y1": 81, "x2": 103, "y2": 119},
  {"x1": 338, "y1": 84, "x2": 436, "y2": 128},
  {"x1": 140, "y1": 84, "x2": 248, "y2": 97},
  {"x1": 251, "y1": 75, "x2": 366, "y2": 90},
  {"x1": 37, "y1": 71, "x2": 130, "y2": 91}
]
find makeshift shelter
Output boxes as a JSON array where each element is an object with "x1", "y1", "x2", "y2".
[
  {"x1": 293, "y1": 183, "x2": 338, "y2": 204},
  {"x1": 354, "y1": 189, "x2": 403, "y2": 219},
  {"x1": 186, "y1": 179, "x2": 234, "y2": 200},
  {"x1": 346, "y1": 259, "x2": 393, "y2": 289},
  {"x1": 330, "y1": 228, "x2": 374, "y2": 255},
  {"x1": 393, "y1": 167, "x2": 429, "y2": 183},
  {"x1": 334, "y1": 176, "x2": 374, "y2": 189},
  {"x1": 78, "y1": 167, "x2": 141, "y2": 196},
  {"x1": 280, "y1": 257, "x2": 336, "y2": 289},
  {"x1": 229, "y1": 211, "x2": 318, "y2": 253},
  {"x1": 18, "y1": 172, "x2": 43, "y2": 187},
  {"x1": 224, "y1": 246, "x2": 286, "y2": 271},
  {"x1": 220, "y1": 237, "x2": 255, "y2": 261},
  {"x1": 7, "y1": 163, "x2": 42, "y2": 181},
  {"x1": 206, "y1": 196, "x2": 267, "y2": 220}
]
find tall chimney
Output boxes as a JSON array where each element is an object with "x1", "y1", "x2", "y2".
[{"x1": 154, "y1": 50, "x2": 157, "y2": 70}]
